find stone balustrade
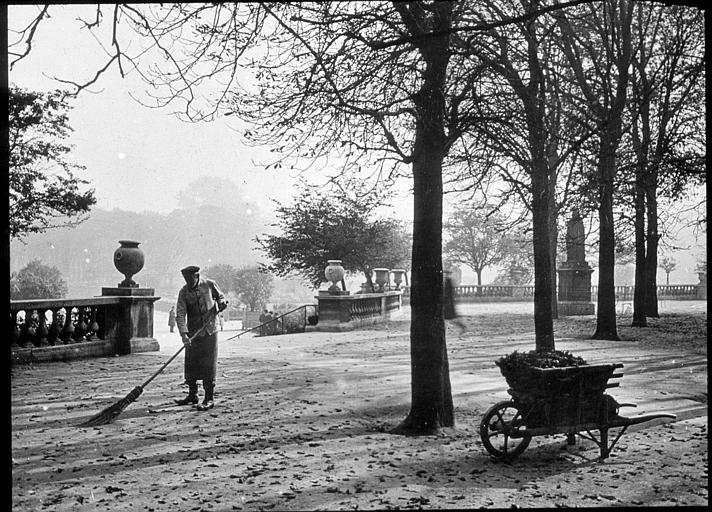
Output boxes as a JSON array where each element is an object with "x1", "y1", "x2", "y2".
[
  {"x1": 591, "y1": 284, "x2": 700, "y2": 301},
  {"x1": 400, "y1": 283, "x2": 703, "y2": 303},
  {"x1": 11, "y1": 292, "x2": 160, "y2": 365},
  {"x1": 402, "y1": 285, "x2": 535, "y2": 302},
  {"x1": 314, "y1": 290, "x2": 402, "y2": 331}
]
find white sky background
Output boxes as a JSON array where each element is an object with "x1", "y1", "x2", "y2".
[
  {"x1": 8, "y1": 4, "x2": 705, "y2": 285},
  {"x1": 8, "y1": 5, "x2": 319, "y2": 217}
]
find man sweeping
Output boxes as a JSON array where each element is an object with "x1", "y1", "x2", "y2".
[{"x1": 175, "y1": 265, "x2": 228, "y2": 411}]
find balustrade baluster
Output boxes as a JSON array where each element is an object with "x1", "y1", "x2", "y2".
[
  {"x1": 61, "y1": 308, "x2": 75, "y2": 344},
  {"x1": 73, "y1": 307, "x2": 88, "y2": 342},
  {"x1": 25, "y1": 311, "x2": 39, "y2": 347},
  {"x1": 19, "y1": 311, "x2": 34, "y2": 349},
  {"x1": 87, "y1": 306, "x2": 100, "y2": 340},
  {"x1": 47, "y1": 308, "x2": 61, "y2": 346},
  {"x1": 37, "y1": 309, "x2": 50, "y2": 347},
  {"x1": 11, "y1": 312, "x2": 21, "y2": 349}
]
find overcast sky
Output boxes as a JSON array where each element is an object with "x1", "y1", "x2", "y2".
[{"x1": 8, "y1": 4, "x2": 384, "y2": 218}]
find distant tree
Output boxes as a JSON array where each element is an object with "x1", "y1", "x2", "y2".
[
  {"x1": 11, "y1": 259, "x2": 68, "y2": 299},
  {"x1": 493, "y1": 236, "x2": 535, "y2": 286},
  {"x1": 203, "y1": 264, "x2": 240, "y2": 293},
  {"x1": 444, "y1": 204, "x2": 526, "y2": 287},
  {"x1": 658, "y1": 255, "x2": 678, "y2": 285},
  {"x1": 257, "y1": 180, "x2": 411, "y2": 291},
  {"x1": 234, "y1": 266, "x2": 274, "y2": 312},
  {"x1": 8, "y1": 86, "x2": 96, "y2": 240}
]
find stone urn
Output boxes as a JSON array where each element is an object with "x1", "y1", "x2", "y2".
[
  {"x1": 114, "y1": 240, "x2": 145, "y2": 288},
  {"x1": 325, "y1": 260, "x2": 345, "y2": 292},
  {"x1": 373, "y1": 268, "x2": 390, "y2": 291},
  {"x1": 391, "y1": 269, "x2": 406, "y2": 289}
]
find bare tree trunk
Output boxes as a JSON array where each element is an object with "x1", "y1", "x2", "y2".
[
  {"x1": 394, "y1": 3, "x2": 454, "y2": 434},
  {"x1": 593, "y1": 138, "x2": 620, "y2": 340},
  {"x1": 631, "y1": 109, "x2": 648, "y2": 327},
  {"x1": 396, "y1": 140, "x2": 453, "y2": 434},
  {"x1": 476, "y1": 270, "x2": 482, "y2": 286},
  {"x1": 531, "y1": 158, "x2": 555, "y2": 352},
  {"x1": 644, "y1": 185, "x2": 660, "y2": 317},
  {"x1": 548, "y1": 167, "x2": 559, "y2": 320}
]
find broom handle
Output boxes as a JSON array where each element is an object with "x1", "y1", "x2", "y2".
[{"x1": 139, "y1": 321, "x2": 209, "y2": 389}]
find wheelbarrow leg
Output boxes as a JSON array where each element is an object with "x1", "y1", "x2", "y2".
[{"x1": 599, "y1": 428, "x2": 610, "y2": 459}]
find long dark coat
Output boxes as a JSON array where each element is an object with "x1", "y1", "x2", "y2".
[{"x1": 176, "y1": 278, "x2": 226, "y2": 383}]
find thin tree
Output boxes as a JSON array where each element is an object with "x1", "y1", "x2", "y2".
[
  {"x1": 658, "y1": 255, "x2": 678, "y2": 285},
  {"x1": 444, "y1": 203, "x2": 518, "y2": 287},
  {"x1": 555, "y1": 0, "x2": 635, "y2": 340},
  {"x1": 627, "y1": 3, "x2": 705, "y2": 321}
]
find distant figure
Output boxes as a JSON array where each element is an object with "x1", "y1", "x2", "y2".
[
  {"x1": 271, "y1": 310, "x2": 281, "y2": 335},
  {"x1": 566, "y1": 208, "x2": 586, "y2": 263},
  {"x1": 264, "y1": 311, "x2": 274, "y2": 336},
  {"x1": 259, "y1": 309, "x2": 269, "y2": 336},
  {"x1": 168, "y1": 306, "x2": 176, "y2": 333},
  {"x1": 443, "y1": 270, "x2": 466, "y2": 334},
  {"x1": 268, "y1": 311, "x2": 277, "y2": 335},
  {"x1": 218, "y1": 312, "x2": 224, "y2": 331}
]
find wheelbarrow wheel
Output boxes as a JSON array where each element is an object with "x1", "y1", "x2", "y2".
[{"x1": 480, "y1": 400, "x2": 531, "y2": 460}]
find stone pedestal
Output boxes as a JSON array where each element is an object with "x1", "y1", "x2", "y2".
[
  {"x1": 558, "y1": 301, "x2": 595, "y2": 316},
  {"x1": 557, "y1": 263, "x2": 595, "y2": 316},
  {"x1": 697, "y1": 272, "x2": 707, "y2": 300},
  {"x1": 101, "y1": 287, "x2": 161, "y2": 354}
]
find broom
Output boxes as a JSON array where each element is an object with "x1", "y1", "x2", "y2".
[{"x1": 78, "y1": 322, "x2": 209, "y2": 427}]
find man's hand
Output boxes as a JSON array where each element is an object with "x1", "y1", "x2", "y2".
[{"x1": 181, "y1": 333, "x2": 191, "y2": 348}]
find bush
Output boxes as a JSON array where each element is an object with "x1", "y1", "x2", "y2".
[{"x1": 11, "y1": 259, "x2": 68, "y2": 300}]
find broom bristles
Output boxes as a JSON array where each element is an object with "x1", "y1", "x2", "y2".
[{"x1": 78, "y1": 386, "x2": 144, "y2": 427}]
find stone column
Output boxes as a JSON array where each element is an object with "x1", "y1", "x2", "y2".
[{"x1": 101, "y1": 287, "x2": 160, "y2": 354}]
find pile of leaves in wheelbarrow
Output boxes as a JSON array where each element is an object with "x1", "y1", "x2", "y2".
[{"x1": 495, "y1": 349, "x2": 587, "y2": 372}]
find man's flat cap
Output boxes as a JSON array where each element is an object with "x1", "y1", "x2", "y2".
[{"x1": 180, "y1": 265, "x2": 200, "y2": 275}]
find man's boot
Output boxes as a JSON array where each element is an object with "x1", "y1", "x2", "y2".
[
  {"x1": 197, "y1": 382, "x2": 214, "y2": 411},
  {"x1": 175, "y1": 382, "x2": 198, "y2": 405}
]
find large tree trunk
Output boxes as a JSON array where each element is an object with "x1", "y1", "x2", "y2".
[
  {"x1": 630, "y1": 100, "x2": 649, "y2": 327},
  {"x1": 523, "y1": 7, "x2": 555, "y2": 352},
  {"x1": 395, "y1": 139, "x2": 453, "y2": 434},
  {"x1": 644, "y1": 183, "x2": 660, "y2": 317},
  {"x1": 593, "y1": 137, "x2": 620, "y2": 340},
  {"x1": 548, "y1": 164, "x2": 559, "y2": 320},
  {"x1": 394, "y1": 3, "x2": 453, "y2": 434},
  {"x1": 530, "y1": 158, "x2": 555, "y2": 352}
]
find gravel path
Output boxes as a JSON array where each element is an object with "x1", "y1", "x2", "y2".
[{"x1": 11, "y1": 302, "x2": 707, "y2": 510}]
